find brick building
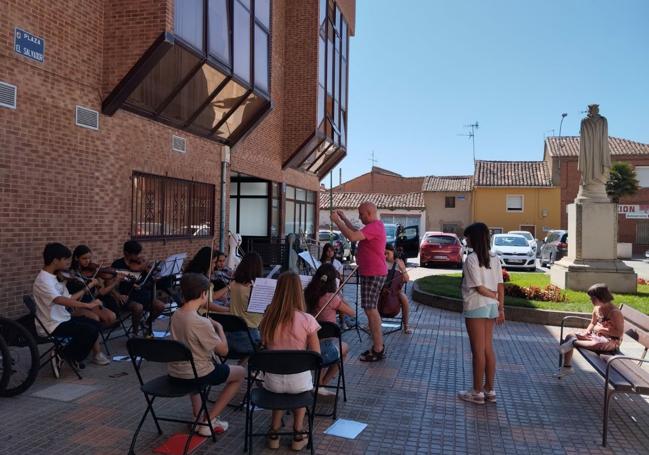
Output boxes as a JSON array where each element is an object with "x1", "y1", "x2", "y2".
[
  {"x1": 332, "y1": 166, "x2": 425, "y2": 194},
  {"x1": 544, "y1": 136, "x2": 649, "y2": 254},
  {"x1": 0, "y1": 0, "x2": 355, "y2": 316}
]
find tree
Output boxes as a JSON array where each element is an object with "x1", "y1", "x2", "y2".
[{"x1": 606, "y1": 162, "x2": 640, "y2": 203}]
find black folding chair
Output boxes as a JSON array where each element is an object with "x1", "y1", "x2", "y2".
[
  {"x1": 316, "y1": 322, "x2": 347, "y2": 419},
  {"x1": 244, "y1": 350, "x2": 322, "y2": 455},
  {"x1": 126, "y1": 338, "x2": 218, "y2": 455},
  {"x1": 208, "y1": 313, "x2": 259, "y2": 362},
  {"x1": 22, "y1": 295, "x2": 83, "y2": 380}
]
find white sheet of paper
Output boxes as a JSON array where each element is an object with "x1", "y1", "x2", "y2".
[
  {"x1": 381, "y1": 322, "x2": 401, "y2": 329},
  {"x1": 247, "y1": 278, "x2": 278, "y2": 314},
  {"x1": 157, "y1": 253, "x2": 187, "y2": 277},
  {"x1": 298, "y1": 251, "x2": 320, "y2": 270},
  {"x1": 323, "y1": 419, "x2": 367, "y2": 439},
  {"x1": 153, "y1": 330, "x2": 168, "y2": 338},
  {"x1": 299, "y1": 275, "x2": 312, "y2": 289}
]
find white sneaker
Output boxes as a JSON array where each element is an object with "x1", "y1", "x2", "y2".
[
  {"x1": 457, "y1": 390, "x2": 485, "y2": 404},
  {"x1": 559, "y1": 339, "x2": 575, "y2": 355},
  {"x1": 50, "y1": 352, "x2": 62, "y2": 379},
  {"x1": 92, "y1": 352, "x2": 110, "y2": 366},
  {"x1": 554, "y1": 366, "x2": 575, "y2": 379},
  {"x1": 317, "y1": 387, "x2": 336, "y2": 397},
  {"x1": 197, "y1": 417, "x2": 229, "y2": 436},
  {"x1": 484, "y1": 389, "x2": 496, "y2": 403}
]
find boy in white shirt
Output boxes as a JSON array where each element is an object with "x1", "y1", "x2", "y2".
[{"x1": 33, "y1": 243, "x2": 110, "y2": 369}]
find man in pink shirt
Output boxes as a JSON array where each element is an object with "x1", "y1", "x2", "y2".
[{"x1": 331, "y1": 202, "x2": 387, "y2": 362}]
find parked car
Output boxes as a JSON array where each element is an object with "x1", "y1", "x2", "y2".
[
  {"x1": 318, "y1": 230, "x2": 351, "y2": 261},
  {"x1": 508, "y1": 230, "x2": 538, "y2": 256},
  {"x1": 492, "y1": 234, "x2": 537, "y2": 271},
  {"x1": 540, "y1": 230, "x2": 568, "y2": 267},
  {"x1": 384, "y1": 223, "x2": 420, "y2": 259},
  {"x1": 420, "y1": 232, "x2": 464, "y2": 268}
]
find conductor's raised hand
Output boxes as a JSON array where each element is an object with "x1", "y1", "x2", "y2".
[{"x1": 331, "y1": 211, "x2": 342, "y2": 224}]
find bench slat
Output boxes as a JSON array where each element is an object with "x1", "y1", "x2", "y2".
[
  {"x1": 606, "y1": 358, "x2": 649, "y2": 394},
  {"x1": 625, "y1": 322, "x2": 649, "y2": 350},
  {"x1": 621, "y1": 304, "x2": 649, "y2": 334},
  {"x1": 577, "y1": 349, "x2": 633, "y2": 391}
]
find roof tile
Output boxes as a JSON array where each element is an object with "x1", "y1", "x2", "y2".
[
  {"x1": 422, "y1": 175, "x2": 473, "y2": 192},
  {"x1": 474, "y1": 161, "x2": 552, "y2": 187},
  {"x1": 545, "y1": 136, "x2": 649, "y2": 157},
  {"x1": 320, "y1": 192, "x2": 424, "y2": 210}
]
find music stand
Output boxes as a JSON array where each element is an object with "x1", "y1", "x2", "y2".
[{"x1": 339, "y1": 266, "x2": 367, "y2": 342}]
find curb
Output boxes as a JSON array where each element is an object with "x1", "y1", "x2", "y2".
[{"x1": 412, "y1": 282, "x2": 590, "y2": 328}]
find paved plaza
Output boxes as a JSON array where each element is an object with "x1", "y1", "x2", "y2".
[{"x1": 1, "y1": 285, "x2": 649, "y2": 455}]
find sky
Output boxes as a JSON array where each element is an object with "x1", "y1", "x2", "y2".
[{"x1": 328, "y1": 0, "x2": 649, "y2": 185}]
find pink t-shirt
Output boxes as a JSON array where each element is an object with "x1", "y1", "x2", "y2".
[
  {"x1": 314, "y1": 293, "x2": 342, "y2": 324},
  {"x1": 357, "y1": 220, "x2": 388, "y2": 276},
  {"x1": 266, "y1": 311, "x2": 321, "y2": 350}
]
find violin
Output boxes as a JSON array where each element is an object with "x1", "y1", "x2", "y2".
[{"x1": 80, "y1": 262, "x2": 118, "y2": 280}]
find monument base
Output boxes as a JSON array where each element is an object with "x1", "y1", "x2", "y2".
[{"x1": 550, "y1": 258, "x2": 637, "y2": 294}]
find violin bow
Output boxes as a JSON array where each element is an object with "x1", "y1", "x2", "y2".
[
  {"x1": 204, "y1": 232, "x2": 219, "y2": 317},
  {"x1": 314, "y1": 265, "x2": 358, "y2": 319}
]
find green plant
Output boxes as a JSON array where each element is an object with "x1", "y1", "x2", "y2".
[{"x1": 607, "y1": 162, "x2": 639, "y2": 203}]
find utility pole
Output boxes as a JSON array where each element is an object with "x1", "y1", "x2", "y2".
[{"x1": 458, "y1": 122, "x2": 479, "y2": 163}]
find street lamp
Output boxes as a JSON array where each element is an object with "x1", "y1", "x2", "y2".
[{"x1": 558, "y1": 113, "x2": 568, "y2": 138}]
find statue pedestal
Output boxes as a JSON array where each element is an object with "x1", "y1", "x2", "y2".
[{"x1": 550, "y1": 201, "x2": 637, "y2": 293}]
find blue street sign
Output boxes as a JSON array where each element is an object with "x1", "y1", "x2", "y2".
[{"x1": 14, "y1": 28, "x2": 45, "y2": 63}]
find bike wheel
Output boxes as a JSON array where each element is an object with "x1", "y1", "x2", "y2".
[
  {"x1": 0, "y1": 334, "x2": 11, "y2": 394},
  {"x1": 0, "y1": 317, "x2": 40, "y2": 397}
]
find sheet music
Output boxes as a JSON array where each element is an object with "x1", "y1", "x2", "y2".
[
  {"x1": 298, "y1": 251, "x2": 320, "y2": 271},
  {"x1": 157, "y1": 253, "x2": 187, "y2": 277},
  {"x1": 299, "y1": 275, "x2": 312, "y2": 289},
  {"x1": 247, "y1": 278, "x2": 277, "y2": 314}
]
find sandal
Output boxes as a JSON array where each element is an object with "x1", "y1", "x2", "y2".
[
  {"x1": 359, "y1": 346, "x2": 385, "y2": 362},
  {"x1": 291, "y1": 431, "x2": 308, "y2": 451},
  {"x1": 266, "y1": 428, "x2": 280, "y2": 450}
]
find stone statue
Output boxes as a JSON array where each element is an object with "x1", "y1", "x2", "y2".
[{"x1": 576, "y1": 104, "x2": 611, "y2": 202}]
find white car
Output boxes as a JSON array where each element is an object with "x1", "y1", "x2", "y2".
[
  {"x1": 508, "y1": 230, "x2": 538, "y2": 256},
  {"x1": 492, "y1": 234, "x2": 537, "y2": 271}
]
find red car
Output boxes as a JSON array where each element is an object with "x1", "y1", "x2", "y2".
[{"x1": 420, "y1": 232, "x2": 464, "y2": 268}]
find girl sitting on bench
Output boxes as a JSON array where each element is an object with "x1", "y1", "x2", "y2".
[{"x1": 556, "y1": 283, "x2": 624, "y2": 379}]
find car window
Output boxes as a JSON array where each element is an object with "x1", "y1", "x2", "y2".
[
  {"x1": 546, "y1": 232, "x2": 558, "y2": 242},
  {"x1": 561, "y1": 233, "x2": 568, "y2": 243},
  {"x1": 425, "y1": 235, "x2": 456, "y2": 245},
  {"x1": 385, "y1": 225, "x2": 397, "y2": 239},
  {"x1": 319, "y1": 233, "x2": 330, "y2": 241},
  {"x1": 494, "y1": 236, "x2": 529, "y2": 247}
]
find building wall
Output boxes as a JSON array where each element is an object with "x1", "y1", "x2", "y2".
[
  {"x1": 423, "y1": 191, "x2": 472, "y2": 234},
  {"x1": 472, "y1": 187, "x2": 561, "y2": 239},
  {"x1": 333, "y1": 170, "x2": 424, "y2": 194},
  {"x1": 319, "y1": 209, "x2": 425, "y2": 237},
  {"x1": 557, "y1": 156, "x2": 649, "y2": 253},
  {"x1": 0, "y1": 0, "x2": 346, "y2": 316}
]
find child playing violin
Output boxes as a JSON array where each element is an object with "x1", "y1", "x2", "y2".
[
  {"x1": 384, "y1": 244, "x2": 412, "y2": 334},
  {"x1": 68, "y1": 245, "x2": 119, "y2": 327},
  {"x1": 110, "y1": 240, "x2": 165, "y2": 336}
]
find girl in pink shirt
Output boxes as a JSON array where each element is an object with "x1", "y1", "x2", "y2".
[
  {"x1": 259, "y1": 272, "x2": 321, "y2": 451},
  {"x1": 304, "y1": 264, "x2": 354, "y2": 395}
]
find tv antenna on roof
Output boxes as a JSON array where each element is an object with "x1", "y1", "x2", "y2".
[
  {"x1": 458, "y1": 121, "x2": 479, "y2": 162},
  {"x1": 369, "y1": 150, "x2": 378, "y2": 168}
]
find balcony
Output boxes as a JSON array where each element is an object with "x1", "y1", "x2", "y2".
[{"x1": 102, "y1": 0, "x2": 271, "y2": 147}]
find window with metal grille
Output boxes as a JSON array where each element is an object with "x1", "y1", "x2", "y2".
[
  {"x1": 445, "y1": 196, "x2": 455, "y2": 208},
  {"x1": 636, "y1": 222, "x2": 649, "y2": 244},
  {"x1": 131, "y1": 172, "x2": 215, "y2": 239}
]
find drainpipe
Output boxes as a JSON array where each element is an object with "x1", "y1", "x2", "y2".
[{"x1": 219, "y1": 146, "x2": 231, "y2": 251}]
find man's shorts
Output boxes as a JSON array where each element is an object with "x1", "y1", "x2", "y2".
[{"x1": 360, "y1": 275, "x2": 386, "y2": 310}]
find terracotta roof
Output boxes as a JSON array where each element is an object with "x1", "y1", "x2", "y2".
[
  {"x1": 319, "y1": 192, "x2": 424, "y2": 210},
  {"x1": 422, "y1": 176, "x2": 473, "y2": 192},
  {"x1": 545, "y1": 136, "x2": 649, "y2": 157},
  {"x1": 474, "y1": 161, "x2": 552, "y2": 187}
]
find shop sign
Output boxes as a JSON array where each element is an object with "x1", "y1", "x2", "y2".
[{"x1": 14, "y1": 28, "x2": 44, "y2": 63}]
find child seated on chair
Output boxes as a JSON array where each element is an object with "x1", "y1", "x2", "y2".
[
  {"x1": 259, "y1": 272, "x2": 321, "y2": 451},
  {"x1": 555, "y1": 283, "x2": 624, "y2": 379},
  {"x1": 168, "y1": 273, "x2": 245, "y2": 436},
  {"x1": 304, "y1": 263, "x2": 353, "y2": 396}
]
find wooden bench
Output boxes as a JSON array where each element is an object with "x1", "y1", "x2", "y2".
[{"x1": 559, "y1": 304, "x2": 649, "y2": 447}]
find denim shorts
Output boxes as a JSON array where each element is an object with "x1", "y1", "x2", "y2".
[
  {"x1": 320, "y1": 338, "x2": 340, "y2": 366},
  {"x1": 464, "y1": 303, "x2": 499, "y2": 319}
]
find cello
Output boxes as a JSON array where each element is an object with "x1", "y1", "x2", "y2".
[{"x1": 378, "y1": 261, "x2": 404, "y2": 318}]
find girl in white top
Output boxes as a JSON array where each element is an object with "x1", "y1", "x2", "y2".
[{"x1": 458, "y1": 222, "x2": 505, "y2": 405}]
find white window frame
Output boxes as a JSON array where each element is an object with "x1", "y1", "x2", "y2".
[
  {"x1": 636, "y1": 166, "x2": 649, "y2": 188},
  {"x1": 506, "y1": 194, "x2": 524, "y2": 212}
]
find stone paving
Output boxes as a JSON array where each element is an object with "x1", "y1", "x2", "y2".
[{"x1": 1, "y1": 284, "x2": 649, "y2": 455}]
